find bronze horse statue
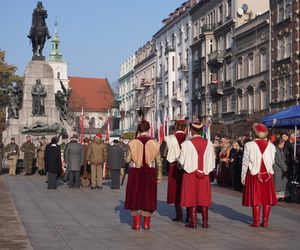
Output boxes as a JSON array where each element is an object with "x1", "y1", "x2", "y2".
[{"x1": 27, "y1": 2, "x2": 51, "y2": 58}]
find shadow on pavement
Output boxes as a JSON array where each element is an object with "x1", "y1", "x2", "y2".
[
  {"x1": 114, "y1": 200, "x2": 132, "y2": 226},
  {"x1": 210, "y1": 202, "x2": 252, "y2": 224}
]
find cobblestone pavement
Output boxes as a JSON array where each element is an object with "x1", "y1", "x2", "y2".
[
  {"x1": 0, "y1": 177, "x2": 32, "y2": 249},
  {"x1": 1, "y1": 173, "x2": 300, "y2": 250}
]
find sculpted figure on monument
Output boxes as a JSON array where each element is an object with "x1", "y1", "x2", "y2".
[
  {"x1": 0, "y1": 82, "x2": 22, "y2": 119},
  {"x1": 32, "y1": 79, "x2": 47, "y2": 116},
  {"x1": 21, "y1": 122, "x2": 68, "y2": 139},
  {"x1": 27, "y1": 1, "x2": 51, "y2": 58},
  {"x1": 55, "y1": 73, "x2": 72, "y2": 123}
]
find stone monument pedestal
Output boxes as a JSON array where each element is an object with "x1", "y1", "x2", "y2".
[{"x1": 2, "y1": 60, "x2": 73, "y2": 145}]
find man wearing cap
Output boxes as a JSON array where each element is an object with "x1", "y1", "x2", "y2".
[
  {"x1": 20, "y1": 135, "x2": 36, "y2": 175},
  {"x1": 178, "y1": 120, "x2": 215, "y2": 229},
  {"x1": 5, "y1": 137, "x2": 20, "y2": 175},
  {"x1": 36, "y1": 136, "x2": 47, "y2": 175},
  {"x1": 124, "y1": 119, "x2": 162, "y2": 230},
  {"x1": 65, "y1": 134, "x2": 83, "y2": 189},
  {"x1": 87, "y1": 133, "x2": 107, "y2": 190},
  {"x1": 161, "y1": 119, "x2": 187, "y2": 222},
  {"x1": 242, "y1": 123, "x2": 277, "y2": 228}
]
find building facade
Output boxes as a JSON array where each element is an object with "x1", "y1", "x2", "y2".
[
  {"x1": 189, "y1": 0, "x2": 269, "y2": 128},
  {"x1": 153, "y1": 0, "x2": 198, "y2": 128},
  {"x1": 133, "y1": 41, "x2": 156, "y2": 128},
  {"x1": 270, "y1": 0, "x2": 300, "y2": 111},
  {"x1": 119, "y1": 55, "x2": 136, "y2": 132}
]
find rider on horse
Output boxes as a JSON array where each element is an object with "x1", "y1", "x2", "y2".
[{"x1": 27, "y1": 2, "x2": 51, "y2": 57}]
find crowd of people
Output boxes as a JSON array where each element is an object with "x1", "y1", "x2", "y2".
[
  {"x1": 0, "y1": 133, "x2": 127, "y2": 191},
  {"x1": 0, "y1": 117, "x2": 299, "y2": 231},
  {"x1": 209, "y1": 131, "x2": 299, "y2": 201}
]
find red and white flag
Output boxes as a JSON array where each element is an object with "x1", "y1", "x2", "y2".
[
  {"x1": 80, "y1": 107, "x2": 84, "y2": 144},
  {"x1": 106, "y1": 110, "x2": 110, "y2": 142}
]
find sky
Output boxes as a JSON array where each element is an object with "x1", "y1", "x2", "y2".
[{"x1": 0, "y1": 0, "x2": 185, "y2": 84}]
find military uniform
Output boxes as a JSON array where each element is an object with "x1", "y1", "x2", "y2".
[
  {"x1": 5, "y1": 141, "x2": 20, "y2": 175},
  {"x1": 0, "y1": 142, "x2": 5, "y2": 175},
  {"x1": 20, "y1": 140, "x2": 36, "y2": 175},
  {"x1": 36, "y1": 140, "x2": 47, "y2": 174}
]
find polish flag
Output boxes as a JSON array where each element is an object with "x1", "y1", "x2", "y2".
[{"x1": 80, "y1": 107, "x2": 84, "y2": 144}]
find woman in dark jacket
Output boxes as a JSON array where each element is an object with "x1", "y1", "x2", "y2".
[
  {"x1": 45, "y1": 137, "x2": 62, "y2": 189},
  {"x1": 228, "y1": 141, "x2": 243, "y2": 191},
  {"x1": 273, "y1": 139, "x2": 288, "y2": 201}
]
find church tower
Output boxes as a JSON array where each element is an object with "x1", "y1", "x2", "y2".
[{"x1": 48, "y1": 20, "x2": 69, "y2": 93}]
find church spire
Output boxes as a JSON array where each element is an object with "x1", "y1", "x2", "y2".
[{"x1": 49, "y1": 19, "x2": 63, "y2": 62}]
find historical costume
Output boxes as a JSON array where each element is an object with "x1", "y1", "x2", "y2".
[
  {"x1": 124, "y1": 118, "x2": 162, "y2": 230},
  {"x1": 242, "y1": 123, "x2": 277, "y2": 227},
  {"x1": 162, "y1": 119, "x2": 187, "y2": 221},
  {"x1": 178, "y1": 121, "x2": 215, "y2": 228},
  {"x1": 20, "y1": 135, "x2": 36, "y2": 175}
]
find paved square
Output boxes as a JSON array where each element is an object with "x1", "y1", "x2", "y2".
[{"x1": 1, "y1": 174, "x2": 300, "y2": 250}]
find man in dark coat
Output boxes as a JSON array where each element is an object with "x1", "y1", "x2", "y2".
[
  {"x1": 65, "y1": 134, "x2": 83, "y2": 189},
  {"x1": 107, "y1": 140, "x2": 124, "y2": 189},
  {"x1": 45, "y1": 137, "x2": 62, "y2": 189}
]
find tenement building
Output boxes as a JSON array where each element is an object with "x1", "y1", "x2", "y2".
[
  {"x1": 153, "y1": 0, "x2": 198, "y2": 126},
  {"x1": 270, "y1": 0, "x2": 300, "y2": 111},
  {"x1": 133, "y1": 41, "x2": 156, "y2": 127},
  {"x1": 189, "y1": 0, "x2": 269, "y2": 134},
  {"x1": 119, "y1": 55, "x2": 136, "y2": 132}
]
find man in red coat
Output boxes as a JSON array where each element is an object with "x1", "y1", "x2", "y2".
[
  {"x1": 178, "y1": 121, "x2": 215, "y2": 228},
  {"x1": 241, "y1": 123, "x2": 277, "y2": 227},
  {"x1": 124, "y1": 119, "x2": 162, "y2": 230},
  {"x1": 162, "y1": 120, "x2": 187, "y2": 222}
]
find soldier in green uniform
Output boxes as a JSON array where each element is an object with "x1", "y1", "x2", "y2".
[
  {"x1": 20, "y1": 135, "x2": 36, "y2": 175},
  {"x1": 4, "y1": 137, "x2": 20, "y2": 175},
  {"x1": 0, "y1": 135, "x2": 5, "y2": 175}
]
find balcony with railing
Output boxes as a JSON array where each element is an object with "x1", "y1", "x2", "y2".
[
  {"x1": 201, "y1": 24, "x2": 216, "y2": 33},
  {"x1": 172, "y1": 90, "x2": 183, "y2": 102},
  {"x1": 207, "y1": 50, "x2": 224, "y2": 67},
  {"x1": 179, "y1": 63, "x2": 188, "y2": 73},
  {"x1": 156, "y1": 77, "x2": 162, "y2": 84},
  {"x1": 133, "y1": 82, "x2": 144, "y2": 91},
  {"x1": 140, "y1": 78, "x2": 151, "y2": 87},
  {"x1": 209, "y1": 81, "x2": 223, "y2": 96},
  {"x1": 165, "y1": 46, "x2": 175, "y2": 55}
]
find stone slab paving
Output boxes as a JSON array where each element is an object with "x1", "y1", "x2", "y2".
[
  {"x1": 2, "y1": 174, "x2": 300, "y2": 250},
  {"x1": 0, "y1": 177, "x2": 32, "y2": 250}
]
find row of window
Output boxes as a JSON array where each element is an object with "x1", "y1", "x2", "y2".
[
  {"x1": 237, "y1": 50, "x2": 267, "y2": 80},
  {"x1": 277, "y1": 0, "x2": 291, "y2": 23},
  {"x1": 277, "y1": 34, "x2": 292, "y2": 61}
]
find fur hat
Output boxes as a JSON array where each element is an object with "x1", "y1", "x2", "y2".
[
  {"x1": 138, "y1": 119, "x2": 150, "y2": 133},
  {"x1": 253, "y1": 123, "x2": 268, "y2": 139},
  {"x1": 95, "y1": 133, "x2": 102, "y2": 139},
  {"x1": 175, "y1": 120, "x2": 187, "y2": 131}
]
